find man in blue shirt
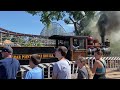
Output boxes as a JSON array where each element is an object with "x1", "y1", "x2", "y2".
[
  {"x1": 24, "y1": 54, "x2": 44, "y2": 79},
  {"x1": 0, "y1": 46, "x2": 20, "y2": 79}
]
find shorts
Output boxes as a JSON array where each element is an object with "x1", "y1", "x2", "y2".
[{"x1": 93, "y1": 74, "x2": 106, "y2": 79}]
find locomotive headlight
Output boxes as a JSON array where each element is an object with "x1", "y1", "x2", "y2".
[{"x1": 101, "y1": 47, "x2": 111, "y2": 55}]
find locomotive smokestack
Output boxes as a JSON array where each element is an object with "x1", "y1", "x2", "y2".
[{"x1": 97, "y1": 13, "x2": 108, "y2": 45}]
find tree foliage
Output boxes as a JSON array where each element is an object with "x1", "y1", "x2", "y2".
[{"x1": 26, "y1": 11, "x2": 96, "y2": 35}]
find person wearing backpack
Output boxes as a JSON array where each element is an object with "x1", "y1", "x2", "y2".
[{"x1": 0, "y1": 46, "x2": 20, "y2": 79}]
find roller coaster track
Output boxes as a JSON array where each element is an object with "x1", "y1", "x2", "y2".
[{"x1": 0, "y1": 27, "x2": 49, "y2": 38}]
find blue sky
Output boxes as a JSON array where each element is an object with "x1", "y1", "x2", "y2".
[{"x1": 0, "y1": 11, "x2": 74, "y2": 35}]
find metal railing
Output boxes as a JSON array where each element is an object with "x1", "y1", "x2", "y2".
[{"x1": 20, "y1": 57, "x2": 120, "y2": 79}]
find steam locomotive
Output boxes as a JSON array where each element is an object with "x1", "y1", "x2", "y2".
[{"x1": 0, "y1": 35, "x2": 111, "y2": 65}]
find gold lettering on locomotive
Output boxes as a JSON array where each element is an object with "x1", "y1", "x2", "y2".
[
  {"x1": 13, "y1": 55, "x2": 21, "y2": 60},
  {"x1": 13, "y1": 53, "x2": 54, "y2": 60},
  {"x1": 43, "y1": 54, "x2": 49, "y2": 58},
  {"x1": 22, "y1": 55, "x2": 31, "y2": 60},
  {"x1": 48, "y1": 54, "x2": 54, "y2": 58}
]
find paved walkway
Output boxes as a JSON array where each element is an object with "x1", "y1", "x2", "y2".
[
  {"x1": 71, "y1": 69, "x2": 120, "y2": 79},
  {"x1": 106, "y1": 69, "x2": 120, "y2": 79},
  {"x1": 45, "y1": 69, "x2": 120, "y2": 79}
]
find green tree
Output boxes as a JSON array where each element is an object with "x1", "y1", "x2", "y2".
[
  {"x1": 35, "y1": 42, "x2": 44, "y2": 47},
  {"x1": 2, "y1": 37, "x2": 7, "y2": 41},
  {"x1": 11, "y1": 37, "x2": 18, "y2": 42},
  {"x1": 26, "y1": 11, "x2": 95, "y2": 35}
]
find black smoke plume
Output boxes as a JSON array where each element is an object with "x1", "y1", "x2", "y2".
[{"x1": 97, "y1": 11, "x2": 120, "y2": 44}]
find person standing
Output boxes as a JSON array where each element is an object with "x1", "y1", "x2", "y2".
[
  {"x1": 52, "y1": 46, "x2": 71, "y2": 79},
  {"x1": 0, "y1": 46, "x2": 20, "y2": 79},
  {"x1": 92, "y1": 48, "x2": 106, "y2": 79},
  {"x1": 76, "y1": 56, "x2": 93, "y2": 79},
  {"x1": 24, "y1": 54, "x2": 44, "y2": 79}
]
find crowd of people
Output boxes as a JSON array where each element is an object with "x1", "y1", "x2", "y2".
[{"x1": 0, "y1": 46, "x2": 106, "y2": 79}]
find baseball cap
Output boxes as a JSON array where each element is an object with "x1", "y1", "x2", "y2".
[{"x1": 2, "y1": 46, "x2": 13, "y2": 53}]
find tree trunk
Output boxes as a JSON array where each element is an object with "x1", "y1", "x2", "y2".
[
  {"x1": 69, "y1": 17, "x2": 79, "y2": 35},
  {"x1": 74, "y1": 22, "x2": 79, "y2": 35}
]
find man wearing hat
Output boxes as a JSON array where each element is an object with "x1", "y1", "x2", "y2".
[
  {"x1": 0, "y1": 46, "x2": 20, "y2": 79},
  {"x1": 24, "y1": 54, "x2": 44, "y2": 79}
]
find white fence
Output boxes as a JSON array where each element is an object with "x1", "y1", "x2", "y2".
[{"x1": 20, "y1": 57, "x2": 120, "y2": 79}]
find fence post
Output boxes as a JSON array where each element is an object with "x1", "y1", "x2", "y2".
[
  {"x1": 42, "y1": 68, "x2": 45, "y2": 79},
  {"x1": 110, "y1": 60, "x2": 112, "y2": 69},
  {"x1": 48, "y1": 66, "x2": 50, "y2": 78},
  {"x1": 115, "y1": 59, "x2": 117, "y2": 69},
  {"x1": 91, "y1": 59, "x2": 94, "y2": 68},
  {"x1": 107, "y1": 60, "x2": 109, "y2": 68},
  {"x1": 72, "y1": 63, "x2": 75, "y2": 74},
  {"x1": 118, "y1": 60, "x2": 120, "y2": 71},
  {"x1": 88, "y1": 58, "x2": 90, "y2": 67},
  {"x1": 116, "y1": 60, "x2": 118, "y2": 70},
  {"x1": 43, "y1": 63, "x2": 51, "y2": 79}
]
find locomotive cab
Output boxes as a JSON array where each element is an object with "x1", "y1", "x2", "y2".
[{"x1": 49, "y1": 35, "x2": 88, "y2": 61}]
